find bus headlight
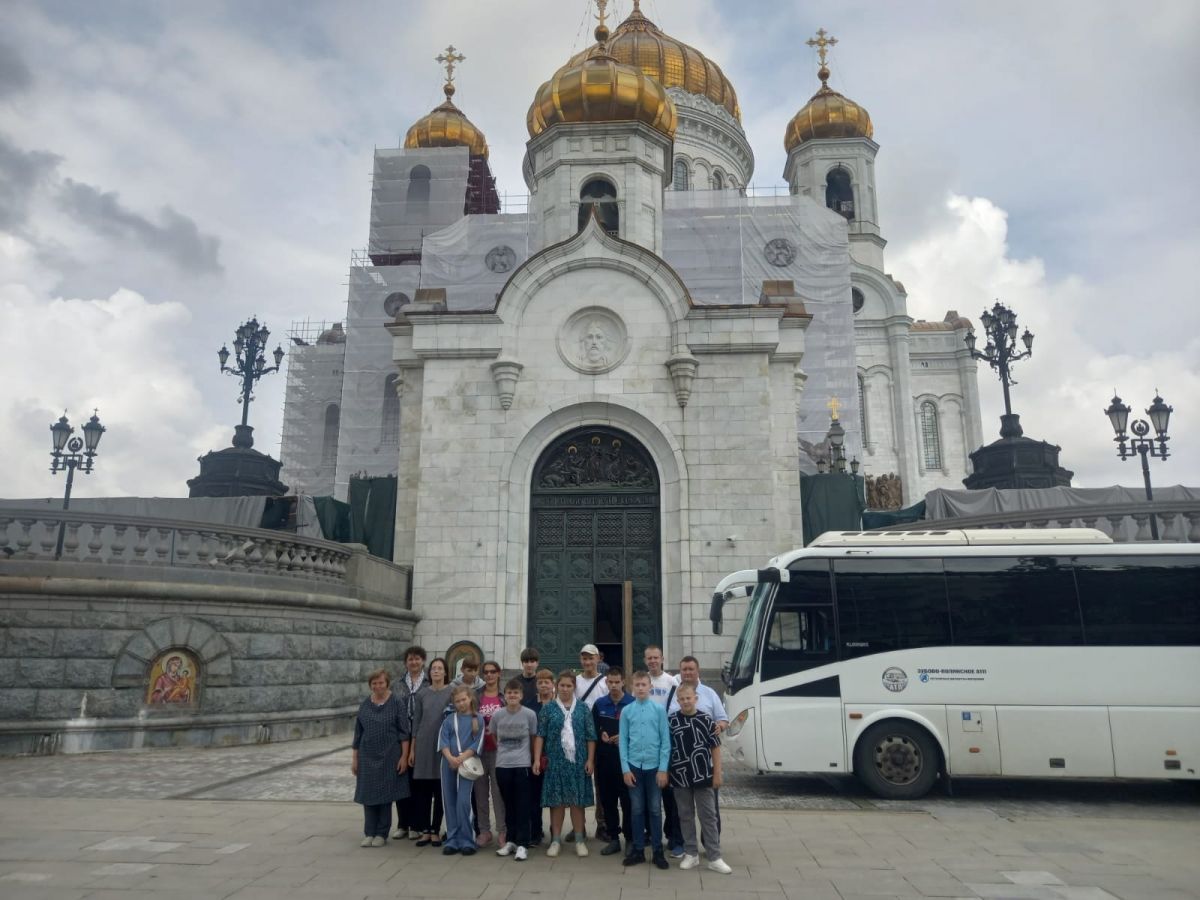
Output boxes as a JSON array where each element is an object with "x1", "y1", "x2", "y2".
[{"x1": 726, "y1": 708, "x2": 751, "y2": 739}]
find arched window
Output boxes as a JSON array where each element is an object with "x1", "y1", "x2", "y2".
[
  {"x1": 321, "y1": 404, "x2": 340, "y2": 467},
  {"x1": 406, "y1": 165, "x2": 431, "y2": 206},
  {"x1": 381, "y1": 374, "x2": 401, "y2": 445},
  {"x1": 919, "y1": 401, "x2": 942, "y2": 469},
  {"x1": 672, "y1": 158, "x2": 690, "y2": 191},
  {"x1": 851, "y1": 287, "x2": 865, "y2": 314},
  {"x1": 825, "y1": 166, "x2": 854, "y2": 220},
  {"x1": 577, "y1": 178, "x2": 619, "y2": 235},
  {"x1": 711, "y1": 171, "x2": 724, "y2": 190},
  {"x1": 858, "y1": 373, "x2": 868, "y2": 443}
]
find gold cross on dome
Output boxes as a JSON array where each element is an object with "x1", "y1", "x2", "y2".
[
  {"x1": 827, "y1": 396, "x2": 842, "y2": 421},
  {"x1": 806, "y1": 28, "x2": 838, "y2": 67},
  {"x1": 436, "y1": 45, "x2": 465, "y2": 86}
]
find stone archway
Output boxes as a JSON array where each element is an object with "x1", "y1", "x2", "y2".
[{"x1": 528, "y1": 427, "x2": 660, "y2": 672}]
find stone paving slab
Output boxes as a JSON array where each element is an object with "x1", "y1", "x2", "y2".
[{"x1": 0, "y1": 737, "x2": 1197, "y2": 898}]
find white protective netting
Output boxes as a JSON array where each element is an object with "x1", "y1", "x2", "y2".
[
  {"x1": 419, "y1": 213, "x2": 536, "y2": 310},
  {"x1": 663, "y1": 190, "x2": 861, "y2": 468}
]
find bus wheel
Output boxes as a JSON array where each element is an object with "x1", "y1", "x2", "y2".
[{"x1": 854, "y1": 720, "x2": 940, "y2": 800}]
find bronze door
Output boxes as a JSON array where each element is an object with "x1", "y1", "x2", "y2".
[{"x1": 528, "y1": 428, "x2": 660, "y2": 673}]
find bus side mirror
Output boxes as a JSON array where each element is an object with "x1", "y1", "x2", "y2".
[{"x1": 710, "y1": 592, "x2": 724, "y2": 634}]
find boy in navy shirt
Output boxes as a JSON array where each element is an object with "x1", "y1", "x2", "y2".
[{"x1": 592, "y1": 667, "x2": 633, "y2": 856}]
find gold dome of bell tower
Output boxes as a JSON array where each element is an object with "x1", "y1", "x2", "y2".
[
  {"x1": 784, "y1": 29, "x2": 873, "y2": 152},
  {"x1": 527, "y1": 1, "x2": 677, "y2": 140},
  {"x1": 404, "y1": 45, "x2": 491, "y2": 159}
]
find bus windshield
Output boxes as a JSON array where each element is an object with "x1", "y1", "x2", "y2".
[{"x1": 726, "y1": 581, "x2": 773, "y2": 693}]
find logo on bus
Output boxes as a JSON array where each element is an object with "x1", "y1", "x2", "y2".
[{"x1": 882, "y1": 667, "x2": 908, "y2": 692}]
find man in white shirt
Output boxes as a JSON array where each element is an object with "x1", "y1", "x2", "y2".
[
  {"x1": 643, "y1": 644, "x2": 676, "y2": 707},
  {"x1": 575, "y1": 644, "x2": 607, "y2": 709}
]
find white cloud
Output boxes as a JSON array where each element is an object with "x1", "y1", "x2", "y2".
[
  {"x1": 893, "y1": 195, "x2": 1199, "y2": 488},
  {"x1": 0, "y1": 235, "x2": 225, "y2": 499}
]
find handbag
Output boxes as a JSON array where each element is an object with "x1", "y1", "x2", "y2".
[{"x1": 455, "y1": 715, "x2": 484, "y2": 781}]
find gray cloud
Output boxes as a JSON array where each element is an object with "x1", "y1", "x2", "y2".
[
  {"x1": 0, "y1": 133, "x2": 60, "y2": 230},
  {"x1": 57, "y1": 179, "x2": 223, "y2": 274},
  {"x1": 0, "y1": 39, "x2": 33, "y2": 99}
]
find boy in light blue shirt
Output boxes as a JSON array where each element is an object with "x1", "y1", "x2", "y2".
[{"x1": 618, "y1": 670, "x2": 671, "y2": 869}]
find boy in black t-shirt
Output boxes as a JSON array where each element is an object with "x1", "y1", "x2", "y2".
[{"x1": 667, "y1": 683, "x2": 731, "y2": 874}]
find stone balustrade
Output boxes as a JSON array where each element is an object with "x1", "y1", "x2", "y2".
[
  {"x1": 870, "y1": 499, "x2": 1200, "y2": 542},
  {"x1": 0, "y1": 508, "x2": 410, "y2": 607}
]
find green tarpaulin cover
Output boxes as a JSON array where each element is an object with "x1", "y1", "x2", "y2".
[{"x1": 800, "y1": 473, "x2": 866, "y2": 546}]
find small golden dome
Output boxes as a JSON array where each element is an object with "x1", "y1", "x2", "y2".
[
  {"x1": 785, "y1": 60, "x2": 873, "y2": 152},
  {"x1": 528, "y1": 21, "x2": 677, "y2": 140},
  {"x1": 404, "y1": 82, "x2": 490, "y2": 159},
  {"x1": 560, "y1": 2, "x2": 740, "y2": 122}
]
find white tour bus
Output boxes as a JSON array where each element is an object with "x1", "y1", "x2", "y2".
[{"x1": 710, "y1": 529, "x2": 1200, "y2": 798}]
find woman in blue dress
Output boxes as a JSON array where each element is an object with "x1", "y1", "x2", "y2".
[
  {"x1": 352, "y1": 668, "x2": 411, "y2": 846},
  {"x1": 533, "y1": 670, "x2": 596, "y2": 857}
]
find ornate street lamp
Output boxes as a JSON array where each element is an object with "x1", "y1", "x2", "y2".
[
  {"x1": 1104, "y1": 391, "x2": 1172, "y2": 540},
  {"x1": 965, "y1": 299, "x2": 1034, "y2": 438},
  {"x1": 49, "y1": 410, "x2": 106, "y2": 557},
  {"x1": 218, "y1": 317, "x2": 284, "y2": 449}
]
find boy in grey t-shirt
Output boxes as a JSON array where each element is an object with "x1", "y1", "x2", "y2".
[{"x1": 488, "y1": 678, "x2": 538, "y2": 860}]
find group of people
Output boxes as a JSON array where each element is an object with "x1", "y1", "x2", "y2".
[{"x1": 351, "y1": 642, "x2": 732, "y2": 873}]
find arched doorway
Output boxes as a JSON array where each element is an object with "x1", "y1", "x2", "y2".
[{"x1": 529, "y1": 427, "x2": 660, "y2": 673}]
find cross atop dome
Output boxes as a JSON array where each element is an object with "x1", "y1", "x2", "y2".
[
  {"x1": 806, "y1": 28, "x2": 838, "y2": 68},
  {"x1": 436, "y1": 45, "x2": 465, "y2": 98}
]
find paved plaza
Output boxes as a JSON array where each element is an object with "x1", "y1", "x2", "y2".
[{"x1": 0, "y1": 735, "x2": 1197, "y2": 900}]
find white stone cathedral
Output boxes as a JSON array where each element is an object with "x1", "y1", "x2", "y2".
[{"x1": 279, "y1": 7, "x2": 983, "y2": 670}]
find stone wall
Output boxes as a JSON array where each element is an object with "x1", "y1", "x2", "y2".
[{"x1": 0, "y1": 515, "x2": 417, "y2": 755}]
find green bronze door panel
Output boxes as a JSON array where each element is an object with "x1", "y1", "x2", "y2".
[{"x1": 528, "y1": 428, "x2": 660, "y2": 672}]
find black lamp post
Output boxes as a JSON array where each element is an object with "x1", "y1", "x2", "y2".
[
  {"x1": 218, "y1": 317, "x2": 284, "y2": 449},
  {"x1": 49, "y1": 410, "x2": 106, "y2": 558},
  {"x1": 965, "y1": 300, "x2": 1034, "y2": 438},
  {"x1": 1104, "y1": 391, "x2": 1172, "y2": 540}
]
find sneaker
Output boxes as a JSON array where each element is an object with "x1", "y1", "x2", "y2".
[
  {"x1": 476, "y1": 830, "x2": 493, "y2": 848},
  {"x1": 670, "y1": 845, "x2": 685, "y2": 859},
  {"x1": 408, "y1": 830, "x2": 421, "y2": 840},
  {"x1": 360, "y1": 836, "x2": 373, "y2": 848},
  {"x1": 576, "y1": 839, "x2": 589, "y2": 857},
  {"x1": 707, "y1": 858, "x2": 733, "y2": 874},
  {"x1": 370, "y1": 836, "x2": 386, "y2": 848},
  {"x1": 652, "y1": 852, "x2": 669, "y2": 870},
  {"x1": 679, "y1": 853, "x2": 700, "y2": 870},
  {"x1": 623, "y1": 850, "x2": 644, "y2": 866},
  {"x1": 391, "y1": 827, "x2": 408, "y2": 840},
  {"x1": 600, "y1": 839, "x2": 623, "y2": 856},
  {"x1": 546, "y1": 840, "x2": 562, "y2": 858},
  {"x1": 496, "y1": 842, "x2": 516, "y2": 857},
  {"x1": 515, "y1": 845, "x2": 528, "y2": 861}
]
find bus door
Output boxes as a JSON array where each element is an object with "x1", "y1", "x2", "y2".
[{"x1": 758, "y1": 563, "x2": 846, "y2": 773}]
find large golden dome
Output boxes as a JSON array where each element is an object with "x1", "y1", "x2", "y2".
[
  {"x1": 560, "y1": 2, "x2": 740, "y2": 122},
  {"x1": 528, "y1": 21, "x2": 677, "y2": 140},
  {"x1": 784, "y1": 64, "x2": 873, "y2": 152},
  {"x1": 405, "y1": 83, "x2": 490, "y2": 159}
]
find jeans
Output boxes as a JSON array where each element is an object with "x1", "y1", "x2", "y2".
[
  {"x1": 626, "y1": 766, "x2": 662, "y2": 853},
  {"x1": 362, "y1": 802, "x2": 392, "y2": 838},
  {"x1": 495, "y1": 766, "x2": 531, "y2": 847}
]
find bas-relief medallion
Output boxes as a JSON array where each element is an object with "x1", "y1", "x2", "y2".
[
  {"x1": 764, "y1": 237, "x2": 797, "y2": 267},
  {"x1": 557, "y1": 307, "x2": 629, "y2": 375},
  {"x1": 484, "y1": 245, "x2": 517, "y2": 273}
]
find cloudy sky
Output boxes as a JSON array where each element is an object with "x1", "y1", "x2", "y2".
[{"x1": 2, "y1": 0, "x2": 1197, "y2": 501}]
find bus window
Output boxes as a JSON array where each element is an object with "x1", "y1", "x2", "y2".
[
  {"x1": 945, "y1": 556, "x2": 1083, "y2": 645},
  {"x1": 834, "y1": 558, "x2": 950, "y2": 658},
  {"x1": 1074, "y1": 555, "x2": 1200, "y2": 645},
  {"x1": 727, "y1": 582, "x2": 773, "y2": 692},
  {"x1": 761, "y1": 606, "x2": 835, "y2": 680}
]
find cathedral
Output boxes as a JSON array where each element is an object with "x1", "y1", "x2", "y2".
[{"x1": 279, "y1": 3, "x2": 984, "y2": 670}]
